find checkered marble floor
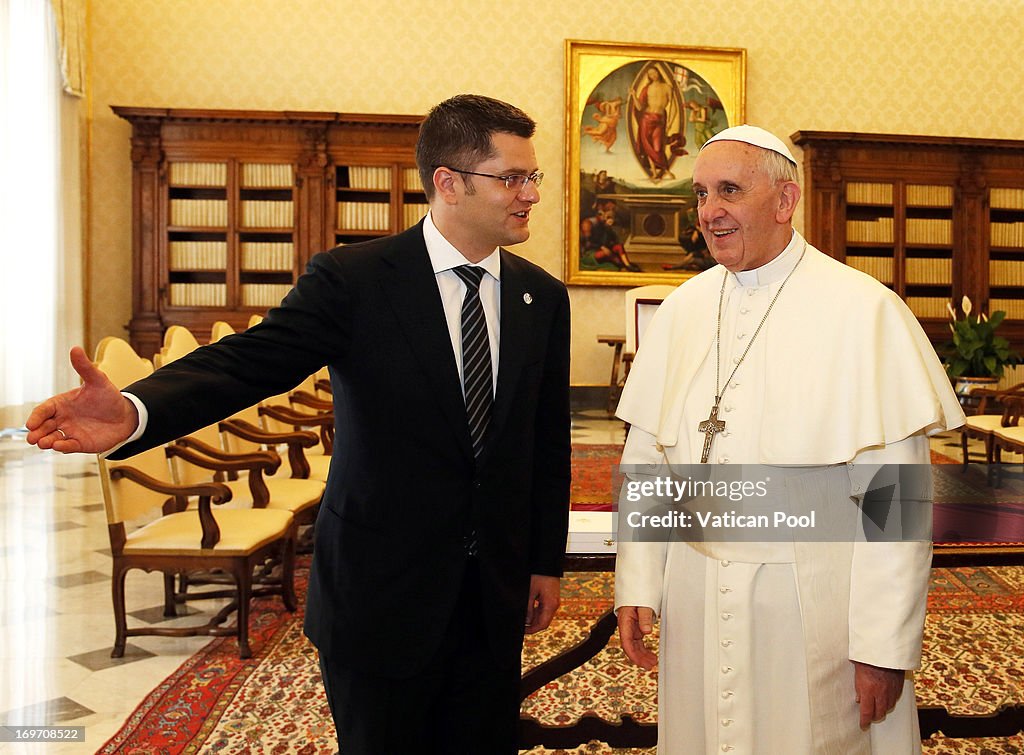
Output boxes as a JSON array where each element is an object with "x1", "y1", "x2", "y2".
[{"x1": 0, "y1": 417, "x2": 1000, "y2": 754}]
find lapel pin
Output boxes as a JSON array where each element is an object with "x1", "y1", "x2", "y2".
[{"x1": 523, "y1": 292, "x2": 533, "y2": 304}]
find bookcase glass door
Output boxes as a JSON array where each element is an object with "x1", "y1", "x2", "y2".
[
  {"x1": 238, "y1": 162, "x2": 296, "y2": 310},
  {"x1": 166, "y1": 161, "x2": 229, "y2": 308},
  {"x1": 989, "y1": 188, "x2": 1024, "y2": 320}
]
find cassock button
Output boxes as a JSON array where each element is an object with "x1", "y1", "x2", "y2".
[
  {"x1": 719, "y1": 456, "x2": 730, "y2": 463},
  {"x1": 747, "y1": 288, "x2": 756, "y2": 297},
  {"x1": 721, "y1": 560, "x2": 731, "y2": 566},
  {"x1": 720, "y1": 612, "x2": 732, "y2": 620},
  {"x1": 736, "y1": 333, "x2": 746, "y2": 340},
  {"x1": 721, "y1": 665, "x2": 733, "y2": 674},
  {"x1": 722, "y1": 744, "x2": 735, "y2": 751},
  {"x1": 719, "y1": 586, "x2": 732, "y2": 594},
  {"x1": 523, "y1": 292, "x2": 533, "y2": 304},
  {"x1": 740, "y1": 307, "x2": 750, "y2": 315},
  {"x1": 721, "y1": 690, "x2": 734, "y2": 699},
  {"x1": 721, "y1": 718, "x2": 734, "y2": 727},
  {"x1": 721, "y1": 639, "x2": 733, "y2": 648}
]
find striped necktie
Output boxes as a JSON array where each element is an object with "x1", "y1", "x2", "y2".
[{"x1": 453, "y1": 265, "x2": 492, "y2": 457}]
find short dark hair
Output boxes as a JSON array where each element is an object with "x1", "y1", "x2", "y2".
[{"x1": 416, "y1": 94, "x2": 536, "y2": 200}]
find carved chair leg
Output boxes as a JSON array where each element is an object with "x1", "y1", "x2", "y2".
[
  {"x1": 960, "y1": 431, "x2": 970, "y2": 472},
  {"x1": 281, "y1": 532, "x2": 297, "y2": 612},
  {"x1": 110, "y1": 563, "x2": 129, "y2": 658},
  {"x1": 234, "y1": 561, "x2": 253, "y2": 659},
  {"x1": 163, "y1": 572, "x2": 176, "y2": 617}
]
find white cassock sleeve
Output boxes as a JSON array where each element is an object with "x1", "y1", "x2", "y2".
[
  {"x1": 847, "y1": 433, "x2": 933, "y2": 670},
  {"x1": 613, "y1": 425, "x2": 670, "y2": 617}
]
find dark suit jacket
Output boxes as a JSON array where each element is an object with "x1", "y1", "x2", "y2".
[{"x1": 113, "y1": 222, "x2": 572, "y2": 676}]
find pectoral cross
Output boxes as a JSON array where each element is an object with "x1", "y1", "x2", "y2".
[{"x1": 698, "y1": 402, "x2": 726, "y2": 464}]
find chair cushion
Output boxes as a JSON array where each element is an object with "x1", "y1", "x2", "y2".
[
  {"x1": 993, "y1": 425, "x2": 1024, "y2": 445},
  {"x1": 964, "y1": 414, "x2": 1006, "y2": 433},
  {"x1": 221, "y1": 477, "x2": 323, "y2": 513},
  {"x1": 124, "y1": 508, "x2": 293, "y2": 555}
]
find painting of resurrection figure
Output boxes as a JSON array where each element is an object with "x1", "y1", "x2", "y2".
[{"x1": 578, "y1": 59, "x2": 730, "y2": 275}]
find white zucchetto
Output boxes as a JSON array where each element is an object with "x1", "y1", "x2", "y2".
[{"x1": 701, "y1": 124, "x2": 797, "y2": 165}]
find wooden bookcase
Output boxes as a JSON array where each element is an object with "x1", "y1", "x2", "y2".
[
  {"x1": 791, "y1": 131, "x2": 1024, "y2": 346},
  {"x1": 113, "y1": 107, "x2": 425, "y2": 358}
]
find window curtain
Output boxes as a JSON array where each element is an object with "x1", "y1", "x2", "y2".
[
  {"x1": 0, "y1": 0, "x2": 83, "y2": 428},
  {"x1": 51, "y1": 0, "x2": 86, "y2": 97}
]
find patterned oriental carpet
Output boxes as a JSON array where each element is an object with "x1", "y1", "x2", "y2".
[{"x1": 100, "y1": 446, "x2": 1024, "y2": 754}]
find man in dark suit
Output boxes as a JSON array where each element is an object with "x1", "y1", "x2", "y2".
[{"x1": 26, "y1": 94, "x2": 571, "y2": 754}]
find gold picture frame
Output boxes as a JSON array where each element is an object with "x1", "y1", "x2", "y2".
[{"x1": 564, "y1": 40, "x2": 746, "y2": 286}]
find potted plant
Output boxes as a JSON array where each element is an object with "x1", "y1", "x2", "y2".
[{"x1": 942, "y1": 296, "x2": 1021, "y2": 396}]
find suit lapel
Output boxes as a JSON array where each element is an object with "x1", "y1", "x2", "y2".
[
  {"x1": 376, "y1": 225, "x2": 475, "y2": 459},
  {"x1": 483, "y1": 250, "x2": 534, "y2": 463}
]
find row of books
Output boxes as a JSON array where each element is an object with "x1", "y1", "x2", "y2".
[
  {"x1": 241, "y1": 163, "x2": 293, "y2": 188},
  {"x1": 844, "y1": 256, "x2": 894, "y2": 284},
  {"x1": 241, "y1": 284, "x2": 293, "y2": 308},
  {"x1": 905, "y1": 218, "x2": 952, "y2": 245},
  {"x1": 846, "y1": 257, "x2": 952, "y2": 285},
  {"x1": 846, "y1": 182, "x2": 893, "y2": 205},
  {"x1": 906, "y1": 184, "x2": 953, "y2": 207},
  {"x1": 241, "y1": 242, "x2": 294, "y2": 271},
  {"x1": 990, "y1": 299, "x2": 1024, "y2": 319},
  {"x1": 905, "y1": 297, "x2": 950, "y2": 318},
  {"x1": 403, "y1": 167, "x2": 422, "y2": 191},
  {"x1": 342, "y1": 166, "x2": 392, "y2": 190},
  {"x1": 991, "y1": 222, "x2": 1024, "y2": 247},
  {"x1": 846, "y1": 217, "x2": 894, "y2": 243},
  {"x1": 169, "y1": 241, "x2": 227, "y2": 270},
  {"x1": 169, "y1": 162, "x2": 227, "y2": 187},
  {"x1": 991, "y1": 188, "x2": 1024, "y2": 210},
  {"x1": 990, "y1": 261, "x2": 1024, "y2": 287},
  {"x1": 905, "y1": 257, "x2": 953, "y2": 284},
  {"x1": 403, "y1": 203, "x2": 429, "y2": 229},
  {"x1": 170, "y1": 199, "x2": 228, "y2": 227},
  {"x1": 337, "y1": 202, "x2": 390, "y2": 231},
  {"x1": 168, "y1": 283, "x2": 226, "y2": 307},
  {"x1": 241, "y1": 200, "x2": 294, "y2": 228}
]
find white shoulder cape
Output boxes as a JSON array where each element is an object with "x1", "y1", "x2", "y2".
[{"x1": 616, "y1": 238, "x2": 965, "y2": 464}]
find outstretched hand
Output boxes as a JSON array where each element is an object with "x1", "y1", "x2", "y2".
[{"x1": 24, "y1": 346, "x2": 139, "y2": 454}]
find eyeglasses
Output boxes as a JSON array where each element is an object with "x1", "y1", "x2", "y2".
[{"x1": 442, "y1": 167, "x2": 544, "y2": 192}]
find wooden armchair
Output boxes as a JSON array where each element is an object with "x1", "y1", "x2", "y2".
[
  {"x1": 159, "y1": 325, "x2": 325, "y2": 527},
  {"x1": 991, "y1": 394, "x2": 1024, "y2": 487},
  {"x1": 95, "y1": 337, "x2": 297, "y2": 659},
  {"x1": 960, "y1": 383, "x2": 1024, "y2": 471},
  {"x1": 209, "y1": 321, "x2": 334, "y2": 480}
]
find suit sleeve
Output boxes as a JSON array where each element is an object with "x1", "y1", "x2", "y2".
[
  {"x1": 527, "y1": 283, "x2": 572, "y2": 576},
  {"x1": 111, "y1": 251, "x2": 353, "y2": 459}
]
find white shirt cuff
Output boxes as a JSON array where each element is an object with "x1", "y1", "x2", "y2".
[{"x1": 99, "y1": 392, "x2": 148, "y2": 459}]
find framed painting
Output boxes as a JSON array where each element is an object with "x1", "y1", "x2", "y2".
[{"x1": 564, "y1": 40, "x2": 746, "y2": 286}]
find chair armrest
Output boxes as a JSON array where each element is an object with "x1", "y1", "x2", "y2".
[
  {"x1": 108, "y1": 466, "x2": 230, "y2": 549},
  {"x1": 166, "y1": 443, "x2": 280, "y2": 508},
  {"x1": 220, "y1": 419, "x2": 318, "y2": 479},
  {"x1": 290, "y1": 390, "x2": 334, "y2": 412},
  {"x1": 259, "y1": 404, "x2": 334, "y2": 428},
  {"x1": 219, "y1": 418, "x2": 318, "y2": 447},
  {"x1": 173, "y1": 434, "x2": 278, "y2": 466}
]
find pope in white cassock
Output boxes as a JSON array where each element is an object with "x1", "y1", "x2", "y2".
[{"x1": 614, "y1": 125, "x2": 965, "y2": 754}]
